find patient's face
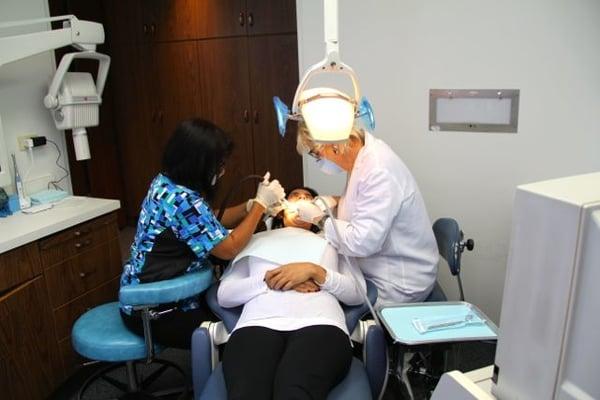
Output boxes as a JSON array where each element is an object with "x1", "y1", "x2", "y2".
[{"x1": 283, "y1": 189, "x2": 314, "y2": 230}]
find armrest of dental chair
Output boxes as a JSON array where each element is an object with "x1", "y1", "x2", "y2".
[
  {"x1": 364, "y1": 324, "x2": 388, "y2": 399},
  {"x1": 204, "y1": 282, "x2": 242, "y2": 332},
  {"x1": 341, "y1": 280, "x2": 378, "y2": 334},
  {"x1": 192, "y1": 325, "x2": 214, "y2": 397}
]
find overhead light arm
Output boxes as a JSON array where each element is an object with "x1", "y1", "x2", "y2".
[{"x1": 291, "y1": 0, "x2": 361, "y2": 115}]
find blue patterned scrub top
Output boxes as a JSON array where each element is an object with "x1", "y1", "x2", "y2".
[{"x1": 120, "y1": 174, "x2": 228, "y2": 313}]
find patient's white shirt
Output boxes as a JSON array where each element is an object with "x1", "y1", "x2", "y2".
[{"x1": 217, "y1": 244, "x2": 365, "y2": 335}]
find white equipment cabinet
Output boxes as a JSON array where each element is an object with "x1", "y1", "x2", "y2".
[{"x1": 432, "y1": 172, "x2": 600, "y2": 400}]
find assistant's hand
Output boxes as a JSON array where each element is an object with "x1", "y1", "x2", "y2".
[
  {"x1": 264, "y1": 263, "x2": 317, "y2": 291},
  {"x1": 293, "y1": 280, "x2": 321, "y2": 293},
  {"x1": 254, "y1": 176, "x2": 285, "y2": 210}
]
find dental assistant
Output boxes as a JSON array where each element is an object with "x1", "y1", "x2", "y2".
[
  {"x1": 296, "y1": 117, "x2": 439, "y2": 308},
  {"x1": 119, "y1": 118, "x2": 285, "y2": 349}
]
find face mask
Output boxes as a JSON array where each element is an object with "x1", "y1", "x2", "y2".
[{"x1": 317, "y1": 158, "x2": 344, "y2": 175}]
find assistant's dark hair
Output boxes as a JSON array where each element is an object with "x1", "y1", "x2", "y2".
[
  {"x1": 162, "y1": 118, "x2": 233, "y2": 200},
  {"x1": 272, "y1": 186, "x2": 321, "y2": 233}
]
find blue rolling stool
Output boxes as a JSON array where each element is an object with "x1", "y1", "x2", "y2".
[
  {"x1": 72, "y1": 269, "x2": 214, "y2": 399},
  {"x1": 191, "y1": 280, "x2": 388, "y2": 400}
]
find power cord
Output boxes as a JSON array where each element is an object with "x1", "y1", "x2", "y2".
[{"x1": 47, "y1": 139, "x2": 69, "y2": 191}]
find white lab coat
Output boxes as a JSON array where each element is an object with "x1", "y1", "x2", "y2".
[{"x1": 323, "y1": 132, "x2": 439, "y2": 308}]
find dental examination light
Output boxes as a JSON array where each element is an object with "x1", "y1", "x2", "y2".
[
  {"x1": 0, "y1": 15, "x2": 110, "y2": 160},
  {"x1": 273, "y1": 0, "x2": 375, "y2": 142}
]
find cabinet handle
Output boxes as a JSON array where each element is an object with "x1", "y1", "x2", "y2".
[
  {"x1": 143, "y1": 24, "x2": 148, "y2": 35},
  {"x1": 247, "y1": 12, "x2": 254, "y2": 27},
  {"x1": 74, "y1": 228, "x2": 90, "y2": 237},
  {"x1": 75, "y1": 239, "x2": 91, "y2": 249},
  {"x1": 238, "y1": 12, "x2": 245, "y2": 26},
  {"x1": 79, "y1": 272, "x2": 87, "y2": 278},
  {"x1": 158, "y1": 110, "x2": 164, "y2": 123},
  {"x1": 150, "y1": 23, "x2": 156, "y2": 35},
  {"x1": 253, "y1": 110, "x2": 259, "y2": 124},
  {"x1": 243, "y1": 109, "x2": 250, "y2": 123}
]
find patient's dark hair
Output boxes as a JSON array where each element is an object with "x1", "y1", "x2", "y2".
[
  {"x1": 162, "y1": 118, "x2": 233, "y2": 200},
  {"x1": 272, "y1": 186, "x2": 321, "y2": 233}
]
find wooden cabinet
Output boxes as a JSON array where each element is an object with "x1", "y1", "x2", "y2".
[
  {"x1": 0, "y1": 277, "x2": 62, "y2": 400},
  {"x1": 248, "y1": 34, "x2": 302, "y2": 190},
  {"x1": 135, "y1": 0, "x2": 296, "y2": 42},
  {"x1": 245, "y1": 0, "x2": 296, "y2": 36},
  {"x1": 0, "y1": 212, "x2": 122, "y2": 399},
  {"x1": 49, "y1": 0, "x2": 302, "y2": 225},
  {"x1": 96, "y1": 0, "x2": 303, "y2": 222},
  {"x1": 196, "y1": 37, "x2": 256, "y2": 202}
]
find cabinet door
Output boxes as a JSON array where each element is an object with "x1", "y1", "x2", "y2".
[
  {"x1": 196, "y1": 38, "x2": 255, "y2": 206},
  {"x1": 246, "y1": 0, "x2": 297, "y2": 36},
  {"x1": 144, "y1": 0, "x2": 246, "y2": 42},
  {"x1": 110, "y1": 43, "x2": 161, "y2": 222},
  {"x1": 0, "y1": 277, "x2": 62, "y2": 399},
  {"x1": 102, "y1": 0, "x2": 143, "y2": 44},
  {"x1": 152, "y1": 41, "x2": 203, "y2": 149},
  {"x1": 248, "y1": 34, "x2": 303, "y2": 191}
]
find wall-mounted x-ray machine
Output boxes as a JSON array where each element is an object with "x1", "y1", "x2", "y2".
[
  {"x1": 0, "y1": 15, "x2": 110, "y2": 162},
  {"x1": 429, "y1": 89, "x2": 520, "y2": 133}
]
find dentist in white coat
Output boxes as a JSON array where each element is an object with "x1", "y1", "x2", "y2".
[{"x1": 295, "y1": 98, "x2": 439, "y2": 308}]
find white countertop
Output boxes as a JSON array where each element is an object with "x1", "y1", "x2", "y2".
[{"x1": 0, "y1": 196, "x2": 120, "y2": 254}]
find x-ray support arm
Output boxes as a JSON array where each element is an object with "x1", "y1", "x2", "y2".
[{"x1": 0, "y1": 15, "x2": 104, "y2": 67}]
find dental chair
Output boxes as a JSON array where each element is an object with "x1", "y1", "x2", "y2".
[
  {"x1": 191, "y1": 280, "x2": 388, "y2": 400},
  {"x1": 425, "y1": 217, "x2": 475, "y2": 302},
  {"x1": 71, "y1": 269, "x2": 213, "y2": 399}
]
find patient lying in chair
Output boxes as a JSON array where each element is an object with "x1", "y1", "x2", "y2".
[{"x1": 217, "y1": 187, "x2": 366, "y2": 400}]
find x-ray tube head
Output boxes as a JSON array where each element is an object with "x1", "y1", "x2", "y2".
[{"x1": 72, "y1": 127, "x2": 90, "y2": 160}]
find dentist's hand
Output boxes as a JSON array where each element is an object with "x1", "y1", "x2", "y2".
[
  {"x1": 315, "y1": 195, "x2": 338, "y2": 211},
  {"x1": 294, "y1": 200, "x2": 325, "y2": 224}
]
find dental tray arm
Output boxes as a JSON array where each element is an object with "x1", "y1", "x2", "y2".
[{"x1": 0, "y1": 15, "x2": 104, "y2": 67}]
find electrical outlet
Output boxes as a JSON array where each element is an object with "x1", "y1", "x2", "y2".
[{"x1": 17, "y1": 134, "x2": 36, "y2": 151}]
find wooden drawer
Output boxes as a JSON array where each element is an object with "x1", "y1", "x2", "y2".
[
  {"x1": 45, "y1": 239, "x2": 122, "y2": 308},
  {"x1": 54, "y1": 277, "x2": 120, "y2": 341},
  {"x1": 39, "y1": 213, "x2": 118, "y2": 269},
  {"x1": 0, "y1": 242, "x2": 41, "y2": 293}
]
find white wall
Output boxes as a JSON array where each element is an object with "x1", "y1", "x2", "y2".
[
  {"x1": 297, "y1": 0, "x2": 600, "y2": 323},
  {"x1": 0, "y1": 0, "x2": 72, "y2": 195}
]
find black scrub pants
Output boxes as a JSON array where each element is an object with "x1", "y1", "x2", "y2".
[
  {"x1": 222, "y1": 325, "x2": 353, "y2": 400},
  {"x1": 120, "y1": 296, "x2": 217, "y2": 349}
]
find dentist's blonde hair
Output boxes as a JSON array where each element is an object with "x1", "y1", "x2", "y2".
[{"x1": 296, "y1": 122, "x2": 365, "y2": 156}]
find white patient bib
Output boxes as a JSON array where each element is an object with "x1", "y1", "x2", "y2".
[{"x1": 232, "y1": 227, "x2": 327, "y2": 266}]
